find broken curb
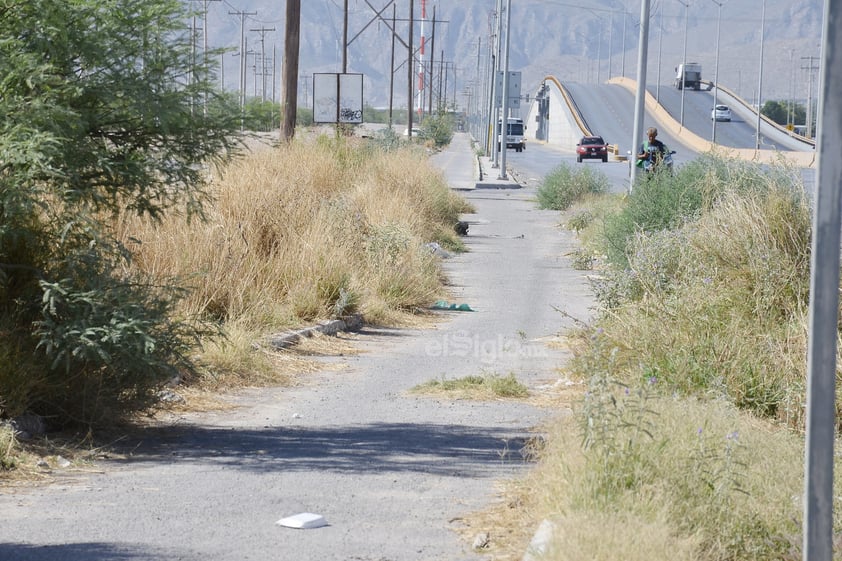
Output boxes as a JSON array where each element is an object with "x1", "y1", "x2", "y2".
[{"x1": 267, "y1": 314, "x2": 363, "y2": 350}]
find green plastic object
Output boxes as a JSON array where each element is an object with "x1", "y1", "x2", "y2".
[{"x1": 432, "y1": 301, "x2": 475, "y2": 312}]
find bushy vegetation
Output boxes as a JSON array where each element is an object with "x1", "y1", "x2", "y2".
[
  {"x1": 420, "y1": 110, "x2": 456, "y2": 147},
  {"x1": 536, "y1": 163, "x2": 609, "y2": 211},
  {"x1": 0, "y1": 0, "x2": 241, "y2": 427},
  {"x1": 119, "y1": 136, "x2": 473, "y2": 386},
  {"x1": 761, "y1": 99, "x2": 806, "y2": 128},
  {"x1": 590, "y1": 154, "x2": 812, "y2": 426},
  {"x1": 511, "y1": 152, "x2": 831, "y2": 560},
  {"x1": 0, "y1": 0, "x2": 471, "y2": 432},
  {"x1": 530, "y1": 378, "x2": 814, "y2": 561}
]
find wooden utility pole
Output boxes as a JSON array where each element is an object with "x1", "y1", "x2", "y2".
[
  {"x1": 250, "y1": 25, "x2": 275, "y2": 101},
  {"x1": 282, "y1": 0, "x2": 300, "y2": 141}
]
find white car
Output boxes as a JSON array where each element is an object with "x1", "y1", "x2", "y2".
[{"x1": 711, "y1": 104, "x2": 732, "y2": 122}]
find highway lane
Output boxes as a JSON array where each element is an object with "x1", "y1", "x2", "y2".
[
  {"x1": 515, "y1": 79, "x2": 817, "y2": 194},
  {"x1": 507, "y1": 139, "x2": 634, "y2": 194},
  {"x1": 563, "y1": 82, "x2": 696, "y2": 168},
  {"x1": 648, "y1": 86, "x2": 782, "y2": 150}
]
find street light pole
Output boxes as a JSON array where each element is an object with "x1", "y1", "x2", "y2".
[
  {"x1": 656, "y1": 7, "x2": 663, "y2": 101},
  {"x1": 755, "y1": 0, "x2": 766, "y2": 151},
  {"x1": 621, "y1": 11, "x2": 627, "y2": 77},
  {"x1": 629, "y1": 0, "x2": 651, "y2": 190},
  {"x1": 608, "y1": 11, "x2": 613, "y2": 79},
  {"x1": 498, "y1": 0, "x2": 512, "y2": 180},
  {"x1": 710, "y1": 0, "x2": 723, "y2": 143},
  {"x1": 677, "y1": 0, "x2": 689, "y2": 127}
]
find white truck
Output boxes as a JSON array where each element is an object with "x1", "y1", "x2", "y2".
[
  {"x1": 497, "y1": 117, "x2": 526, "y2": 152},
  {"x1": 674, "y1": 62, "x2": 702, "y2": 90}
]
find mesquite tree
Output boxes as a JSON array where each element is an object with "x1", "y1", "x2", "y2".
[{"x1": 0, "y1": 0, "x2": 242, "y2": 426}]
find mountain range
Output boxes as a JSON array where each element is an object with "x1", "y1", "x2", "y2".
[{"x1": 199, "y1": 0, "x2": 825, "y2": 111}]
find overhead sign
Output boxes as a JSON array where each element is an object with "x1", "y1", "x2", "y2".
[{"x1": 313, "y1": 73, "x2": 364, "y2": 124}]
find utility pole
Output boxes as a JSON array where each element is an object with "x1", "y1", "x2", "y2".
[
  {"x1": 408, "y1": 0, "x2": 414, "y2": 135},
  {"x1": 803, "y1": 55, "x2": 821, "y2": 138},
  {"x1": 192, "y1": 0, "x2": 221, "y2": 115},
  {"x1": 439, "y1": 51, "x2": 445, "y2": 111},
  {"x1": 229, "y1": 9, "x2": 257, "y2": 109},
  {"x1": 498, "y1": 0, "x2": 512, "y2": 180},
  {"x1": 389, "y1": 5, "x2": 397, "y2": 127},
  {"x1": 629, "y1": 0, "x2": 651, "y2": 189},
  {"x1": 485, "y1": 8, "x2": 499, "y2": 156},
  {"x1": 754, "y1": 0, "x2": 766, "y2": 151},
  {"x1": 803, "y1": 4, "x2": 842, "y2": 560},
  {"x1": 428, "y1": 8, "x2": 436, "y2": 116},
  {"x1": 342, "y1": 0, "x2": 349, "y2": 72},
  {"x1": 475, "y1": 37, "x2": 482, "y2": 139},
  {"x1": 491, "y1": 0, "x2": 504, "y2": 168},
  {"x1": 282, "y1": 0, "x2": 300, "y2": 141},
  {"x1": 250, "y1": 25, "x2": 275, "y2": 101}
]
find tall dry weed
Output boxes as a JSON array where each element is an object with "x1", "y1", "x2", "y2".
[
  {"x1": 116, "y1": 135, "x2": 471, "y2": 380},
  {"x1": 584, "y1": 168, "x2": 816, "y2": 427},
  {"x1": 529, "y1": 391, "x2": 807, "y2": 561}
]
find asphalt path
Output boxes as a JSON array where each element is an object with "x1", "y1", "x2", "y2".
[{"x1": 0, "y1": 134, "x2": 595, "y2": 561}]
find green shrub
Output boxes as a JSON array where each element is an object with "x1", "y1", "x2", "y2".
[
  {"x1": 367, "y1": 127, "x2": 404, "y2": 152},
  {"x1": 421, "y1": 111, "x2": 455, "y2": 147},
  {"x1": 0, "y1": 0, "x2": 241, "y2": 427},
  {"x1": 559, "y1": 374, "x2": 807, "y2": 560},
  {"x1": 585, "y1": 161, "x2": 813, "y2": 426},
  {"x1": 602, "y1": 153, "x2": 800, "y2": 268},
  {"x1": 537, "y1": 163, "x2": 608, "y2": 211}
]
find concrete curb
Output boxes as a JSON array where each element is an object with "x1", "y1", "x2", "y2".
[
  {"x1": 475, "y1": 156, "x2": 523, "y2": 189},
  {"x1": 266, "y1": 314, "x2": 364, "y2": 350}
]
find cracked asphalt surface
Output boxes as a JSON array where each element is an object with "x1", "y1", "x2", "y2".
[{"x1": 0, "y1": 133, "x2": 594, "y2": 561}]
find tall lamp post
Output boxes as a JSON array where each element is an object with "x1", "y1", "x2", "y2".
[
  {"x1": 710, "y1": 0, "x2": 725, "y2": 143},
  {"x1": 754, "y1": 0, "x2": 766, "y2": 151},
  {"x1": 656, "y1": 7, "x2": 663, "y2": 101},
  {"x1": 676, "y1": 0, "x2": 689, "y2": 127}
]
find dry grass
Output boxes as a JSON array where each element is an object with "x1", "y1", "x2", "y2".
[
  {"x1": 114, "y1": 135, "x2": 472, "y2": 386},
  {"x1": 410, "y1": 372, "x2": 529, "y2": 400},
  {"x1": 465, "y1": 391, "x2": 809, "y2": 561},
  {"x1": 3, "y1": 134, "x2": 472, "y2": 483}
]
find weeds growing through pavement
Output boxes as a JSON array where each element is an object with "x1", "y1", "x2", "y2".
[{"x1": 412, "y1": 372, "x2": 528, "y2": 399}]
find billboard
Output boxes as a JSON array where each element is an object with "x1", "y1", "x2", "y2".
[{"x1": 313, "y1": 73, "x2": 364, "y2": 124}]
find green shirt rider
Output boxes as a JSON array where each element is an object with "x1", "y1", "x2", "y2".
[{"x1": 636, "y1": 127, "x2": 669, "y2": 170}]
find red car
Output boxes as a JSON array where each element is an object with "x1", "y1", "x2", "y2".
[{"x1": 576, "y1": 135, "x2": 609, "y2": 163}]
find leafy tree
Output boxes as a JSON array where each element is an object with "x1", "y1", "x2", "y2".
[
  {"x1": 0, "y1": 0, "x2": 242, "y2": 426},
  {"x1": 761, "y1": 100, "x2": 806, "y2": 127},
  {"x1": 420, "y1": 111, "x2": 455, "y2": 147},
  {"x1": 243, "y1": 97, "x2": 280, "y2": 131}
]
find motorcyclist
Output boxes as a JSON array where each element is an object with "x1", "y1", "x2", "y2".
[{"x1": 636, "y1": 127, "x2": 669, "y2": 172}]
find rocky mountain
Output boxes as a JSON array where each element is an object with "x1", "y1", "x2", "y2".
[{"x1": 201, "y1": 0, "x2": 825, "y2": 111}]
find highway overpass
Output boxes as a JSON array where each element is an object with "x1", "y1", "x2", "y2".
[{"x1": 525, "y1": 76, "x2": 816, "y2": 169}]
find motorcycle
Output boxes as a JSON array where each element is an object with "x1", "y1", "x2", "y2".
[{"x1": 642, "y1": 148, "x2": 676, "y2": 174}]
